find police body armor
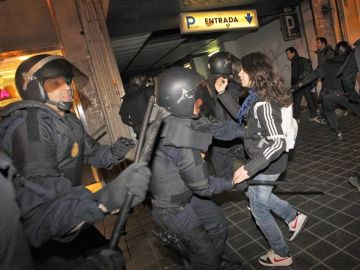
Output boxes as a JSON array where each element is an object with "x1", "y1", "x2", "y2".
[
  {"x1": 0, "y1": 100, "x2": 85, "y2": 187},
  {"x1": 150, "y1": 115, "x2": 213, "y2": 209}
]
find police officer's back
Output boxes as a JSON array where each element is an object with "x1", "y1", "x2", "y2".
[{"x1": 119, "y1": 75, "x2": 152, "y2": 137}]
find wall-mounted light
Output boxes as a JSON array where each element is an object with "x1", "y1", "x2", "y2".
[{"x1": 184, "y1": 63, "x2": 192, "y2": 69}]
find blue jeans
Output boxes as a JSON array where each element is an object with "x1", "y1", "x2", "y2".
[
  {"x1": 248, "y1": 174, "x2": 297, "y2": 257},
  {"x1": 152, "y1": 196, "x2": 227, "y2": 270}
]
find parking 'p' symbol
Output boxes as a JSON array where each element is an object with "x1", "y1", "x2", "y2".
[{"x1": 186, "y1": 16, "x2": 195, "y2": 28}]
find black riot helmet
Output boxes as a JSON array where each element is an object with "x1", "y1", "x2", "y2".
[
  {"x1": 15, "y1": 54, "x2": 88, "y2": 111},
  {"x1": 208, "y1": 51, "x2": 233, "y2": 75},
  {"x1": 156, "y1": 67, "x2": 205, "y2": 118},
  {"x1": 334, "y1": 41, "x2": 352, "y2": 57}
]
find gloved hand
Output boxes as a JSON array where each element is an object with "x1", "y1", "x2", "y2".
[
  {"x1": 291, "y1": 83, "x2": 302, "y2": 93},
  {"x1": 191, "y1": 115, "x2": 219, "y2": 131},
  {"x1": 346, "y1": 89, "x2": 360, "y2": 103},
  {"x1": 93, "y1": 162, "x2": 151, "y2": 212},
  {"x1": 97, "y1": 249, "x2": 125, "y2": 270},
  {"x1": 111, "y1": 137, "x2": 135, "y2": 159},
  {"x1": 214, "y1": 76, "x2": 228, "y2": 94}
]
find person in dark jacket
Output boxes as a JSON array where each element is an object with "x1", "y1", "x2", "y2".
[
  {"x1": 338, "y1": 39, "x2": 360, "y2": 189},
  {"x1": 119, "y1": 75, "x2": 153, "y2": 138},
  {"x1": 151, "y1": 67, "x2": 242, "y2": 270},
  {"x1": 314, "y1": 37, "x2": 335, "y2": 119},
  {"x1": 297, "y1": 41, "x2": 360, "y2": 140},
  {"x1": 215, "y1": 52, "x2": 308, "y2": 267},
  {"x1": 206, "y1": 51, "x2": 245, "y2": 179},
  {"x1": 339, "y1": 38, "x2": 360, "y2": 101},
  {"x1": 0, "y1": 54, "x2": 151, "y2": 249},
  {"x1": 315, "y1": 37, "x2": 335, "y2": 67},
  {"x1": 286, "y1": 47, "x2": 322, "y2": 124}
]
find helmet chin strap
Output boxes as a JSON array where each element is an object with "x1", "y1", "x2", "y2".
[
  {"x1": 44, "y1": 87, "x2": 73, "y2": 112},
  {"x1": 46, "y1": 99, "x2": 73, "y2": 111}
]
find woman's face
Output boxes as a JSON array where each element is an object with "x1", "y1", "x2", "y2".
[{"x1": 239, "y1": 68, "x2": 251, "y2": 87}]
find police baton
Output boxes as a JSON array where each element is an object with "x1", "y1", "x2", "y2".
[{"x1": 109, "y1": 96, "x2": 164, "y2": 250}]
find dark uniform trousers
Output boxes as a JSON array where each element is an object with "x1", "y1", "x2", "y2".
[
  {"x1": 323, "y1": 90, "x2": 360, "y2": 130},
  {"x1": 293, "y1": 86, "x2": 317, "y2": 119},
  {"x1": 152, "y1": 196, "x2": 227, "y2": 270}
]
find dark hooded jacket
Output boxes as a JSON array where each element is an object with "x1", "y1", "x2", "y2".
[
  {"x1": 316, "y1": 44, "x2": 334, "y2": 67},
  {"x1": 290, "y1": 54, "x2": 313, "y2": 87}
]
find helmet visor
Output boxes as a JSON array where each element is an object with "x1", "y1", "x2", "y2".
[{"x1": 29, "y1": 56, "x2": 89, "y2": 93}]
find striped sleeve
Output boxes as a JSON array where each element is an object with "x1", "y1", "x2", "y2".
[
  {"x1": 244, "y1": 102, "x2": 286, "y2": 177},
  {"x1": 262, "y1": 102, "x2": 285, "y2": 160}
]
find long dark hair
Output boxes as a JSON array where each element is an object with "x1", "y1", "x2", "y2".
[{"x1": 241, "y1": 52, "x2": 292, "y2": 107}]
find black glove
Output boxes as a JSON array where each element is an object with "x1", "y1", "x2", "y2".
[
  {"x1": 346, "y1": 89, "x2": 360, "y2": 103},
  {"x1": 191, "y1": 116, "x2": 216, "y2": 131},
  {"x1": 93, "y1": 162, "x2": 151, "y2": 212},
  {"x1": 291, "y1": 83, "x2": 302, "y2": 93},
  {"x1": 111, "y1": 137, "x2": 135, "y2": 159},
  {"x1": 96, "y1": 249, "x2": 125, "y2": 270}
]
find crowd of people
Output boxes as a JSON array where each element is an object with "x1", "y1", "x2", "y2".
[{"x1": 0, "y1": 35, "x2": 359, "y2": 270}]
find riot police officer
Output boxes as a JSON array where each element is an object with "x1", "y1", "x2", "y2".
[
  {"x1": 206, "y1": 51, "x2": 245, "y2": 179},
  {"x1": 119, "y1": 74, "x2": 153, "y2": 138},
  {"x1": 338, "y1": 38, "x2": 360, "y2": 190},
  {"x1": 0, "y1": 54, "x2": 150, "y2": 249},
  {"x1": 339, "y1": 39, "x2": 360, "y2": 102},
  {"x1": 150, "y1": 67, "x2": 242, "y2": 270},
  {"x1": 297, "y1": 41, "x2": 360, "y2": 140}
]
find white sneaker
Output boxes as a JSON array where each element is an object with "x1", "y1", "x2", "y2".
[
  {"x1": 259, "y1": 250, "x2": 293, "y2": 267},
  {"x1": 288, "y1": 212, "x2": 308, "y2": 241}
]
